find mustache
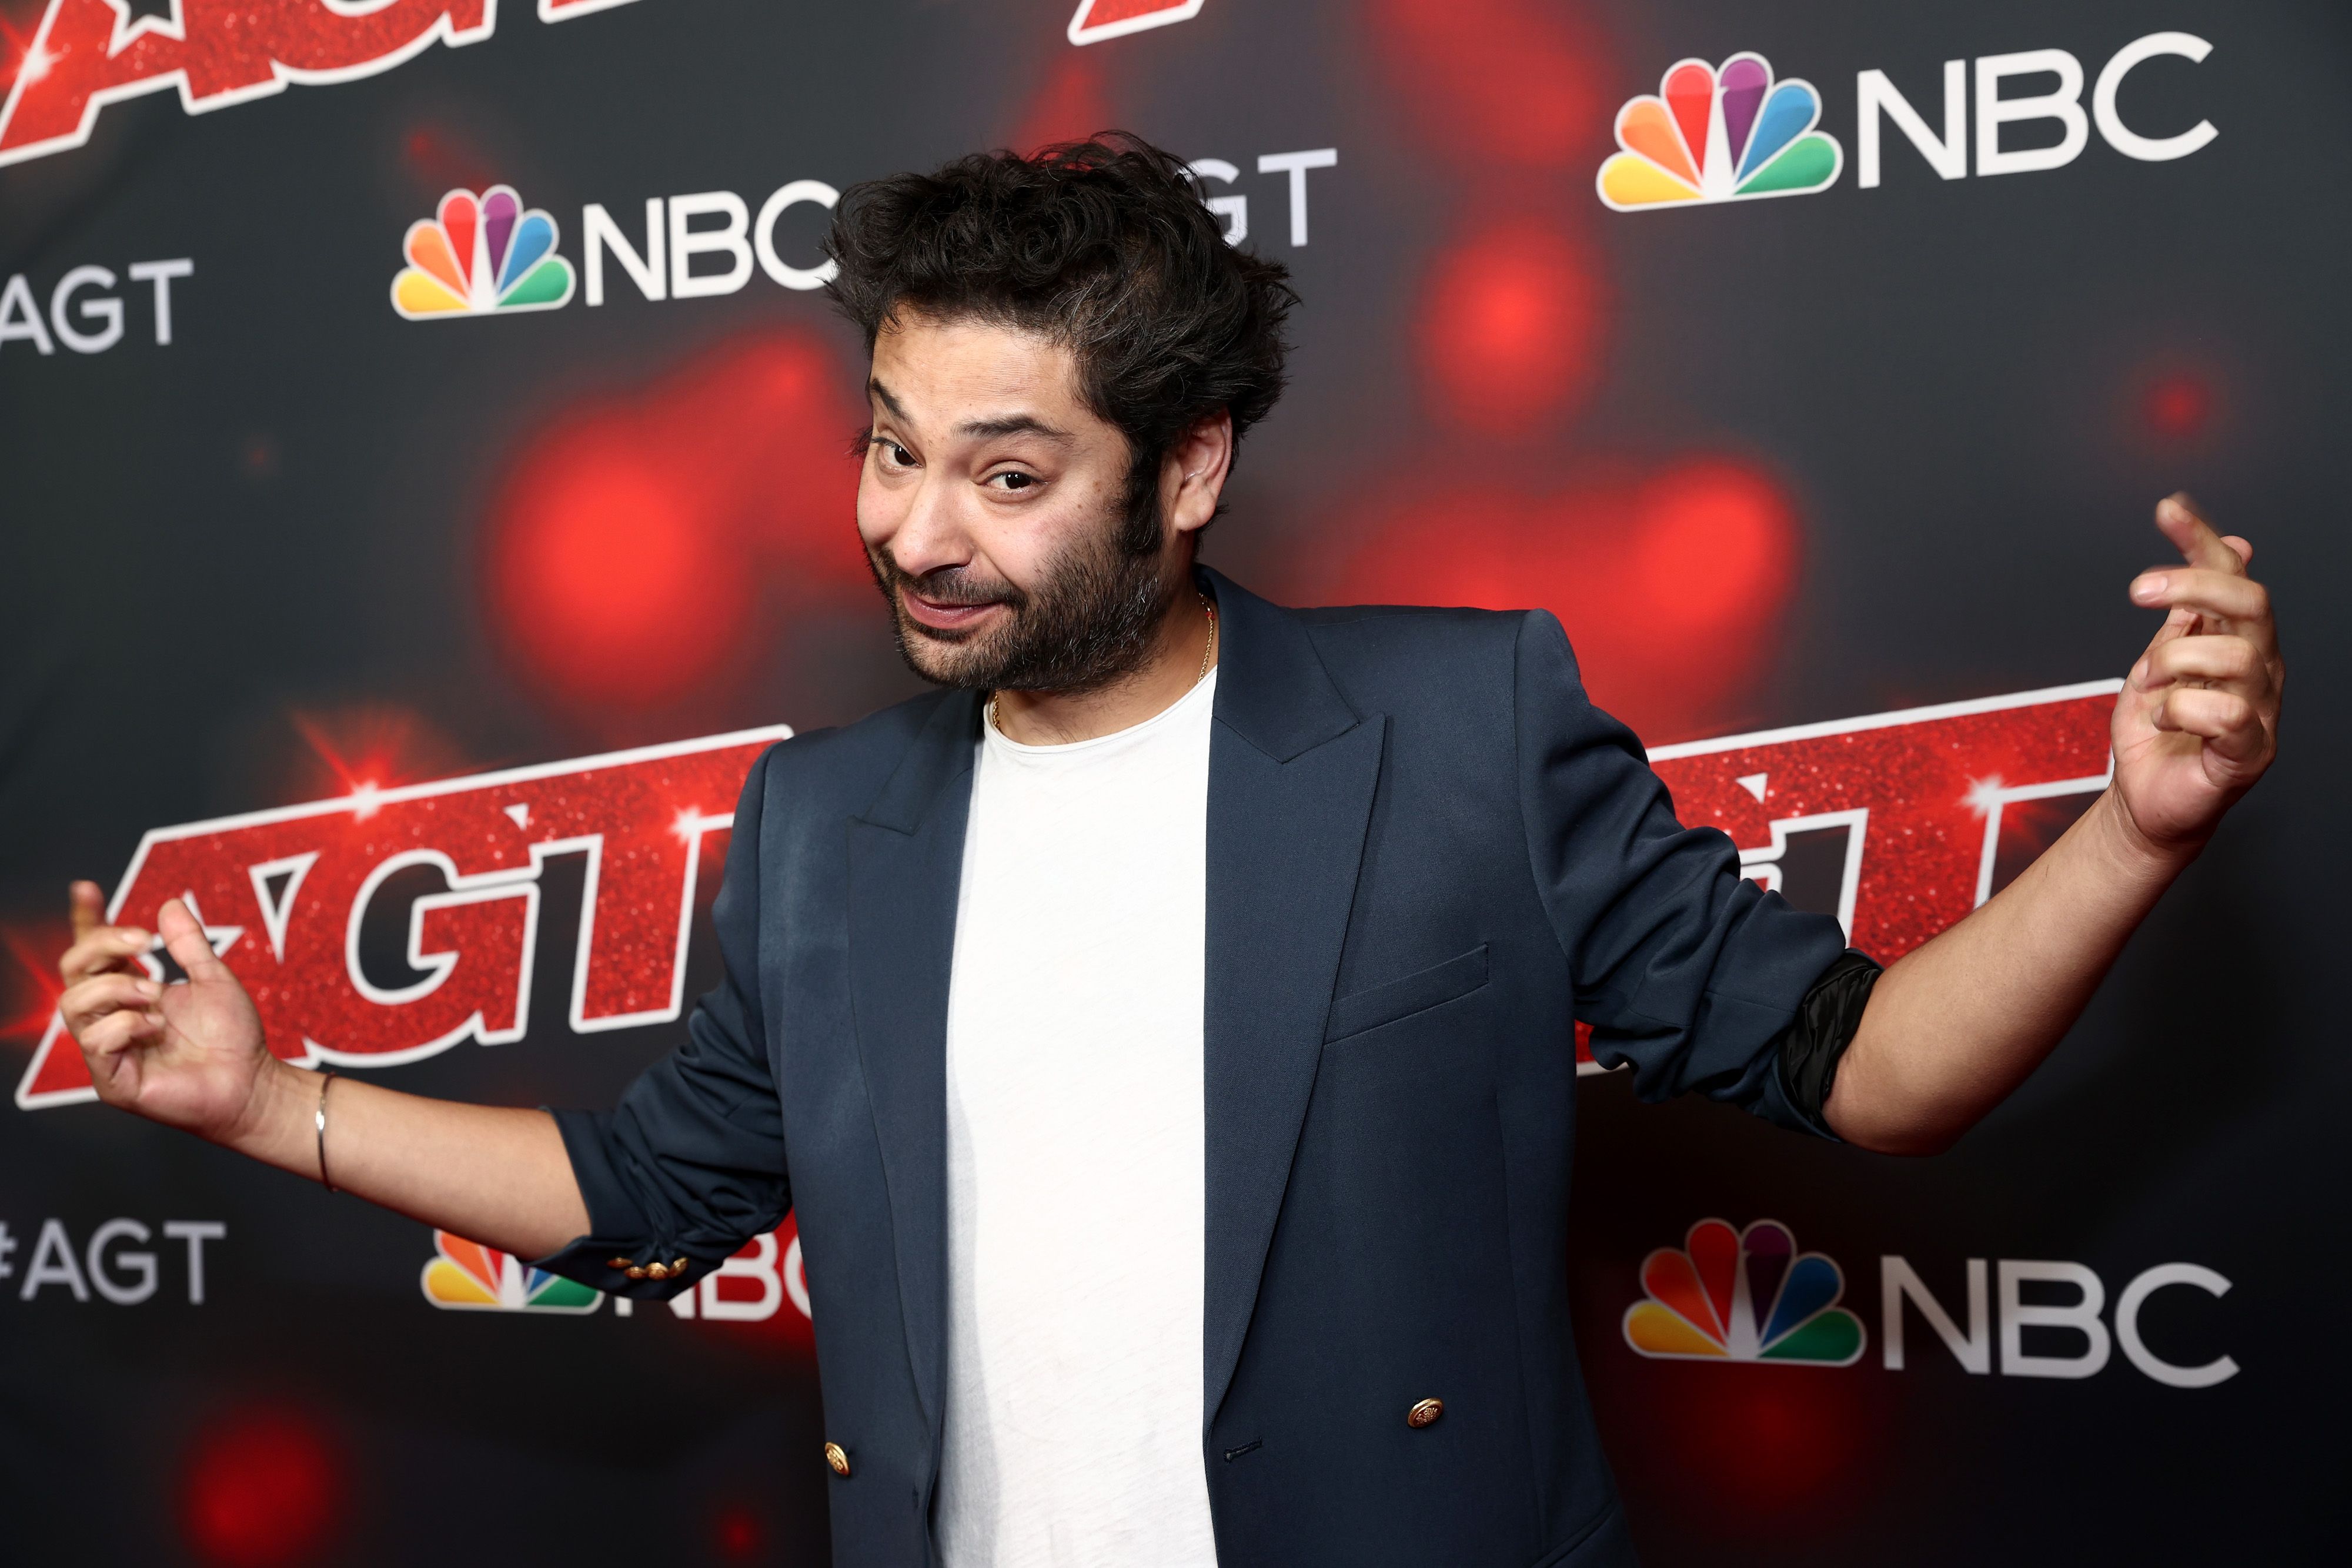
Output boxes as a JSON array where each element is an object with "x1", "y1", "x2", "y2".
[{"x1": 868, "y1": 548, "x2": 1031, "y2": 610}]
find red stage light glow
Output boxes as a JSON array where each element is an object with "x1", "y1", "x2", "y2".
[
  {"x1": 712, "y1": 1502, "x2": 768, "y2": 1562},
  {"x1": 1653, "y1": 1360, "x2": 1879, "y2": 1524},
  {"x1": 1418, "y1": 218, "x2": 1605, "y2": 433},
  {"x1": 491, "y1": 426, "x2": 751, "y2": 710},
  {"x1": 1368, "y1": 0, "x2": 1607, "y2": 172},
  {"x1": 1628, "y1": 460, "x2": 1794, "y2": 636},
  {"x1": 482, "y1": 331, "x2": 866, "y2": 723},
  {"x1": 286, "y1": 705, "x2": 468, "y2": 802},
  {"x1": 1, "y1": 922, "x2": 68, "y2": 1048},
  {"x1": 2141, "y1": 372, "x2": 2214, "y2": 442},
  {"x1": 399, "y1": 123, "x2": 495, "y2": 202},
  {"x1": 0, "y1": 12, "x2": 37, "y2": 96},
  {"x1": 179, "y1": 1406, "x2": 346, "y2": 1568},
  {"x1": 1007, "y1": 54, "x2": 1114, "y2": 155},
  {"x1": 1322, "y1": 456, "x2": 1800, "y2": 744}
]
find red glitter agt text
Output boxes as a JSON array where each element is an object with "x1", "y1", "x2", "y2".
[
  {"x1": 1648, "y1": 681, "x2": 2121, "y2": 960},
  {"x1": 16, "y1": 727, "x2": 789, "y2": 1108},
  {"x1": 1561, "y1": 680, "x2": 2119, "y2": 1070},
  {"x1": 20, "y1": 684, "x2": 2115, "y2": 1105},
  {"x1": 0, "y1": 0, "x2": 631, "y2": 169}
]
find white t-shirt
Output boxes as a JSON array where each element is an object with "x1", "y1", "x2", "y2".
[{"x1": 934, "y1": 670, "x2": 1220, "y2": 1568}]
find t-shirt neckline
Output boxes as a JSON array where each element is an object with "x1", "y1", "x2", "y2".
[{"x1": 983, "y1": 666, "x2": 1219, "y2": 758}]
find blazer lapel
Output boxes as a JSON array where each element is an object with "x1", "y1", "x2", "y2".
[
  {"x1": 846, "y1": 688, "x2": 982, "y2": 1446},
  {"x1": 1198, "y1": 569, "x2": 1385, "y2": 1424}
]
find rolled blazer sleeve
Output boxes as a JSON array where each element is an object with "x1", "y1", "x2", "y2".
[
  {"x1": 534, "y1": 745, "x2": 793, "y2": 1298},
  {"x1": 1514, "y1": 610, "x2": 1847, "y2": 1134}
]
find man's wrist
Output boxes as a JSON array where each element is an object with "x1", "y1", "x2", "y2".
[
  {"x1": 220, "y1": 1057, "x2": 322, "y2": 1175},
  {"x1": 2090, "y1": 785, "x2": 2201, "y2": 883}
]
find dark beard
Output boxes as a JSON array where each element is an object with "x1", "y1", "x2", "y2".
[{"x1": 867, "y1": 488, "x2": 1177, "y2": 695}]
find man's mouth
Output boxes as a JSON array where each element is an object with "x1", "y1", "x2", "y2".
[{"x1": 900, "y1": 589, "x2": 1008, "y2": 634}]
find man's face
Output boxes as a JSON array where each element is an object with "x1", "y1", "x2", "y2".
[{"x1": 857, "y1": 310, "x2": 1178, "y2": 693}]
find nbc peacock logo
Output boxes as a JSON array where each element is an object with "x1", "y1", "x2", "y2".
[
  {"x1": 1623, "y1": 1218, "x2": 1865, "y2": 1365},
  {"x1": 420, "y1": 1230, "x2": 602, "y2": 1313},
  {"x1": 1597, "y1": 54, "x2": 1843, "y2": 212},
  {"x1": 390, "y1": 186, "x2": 577, "y2": 321}
]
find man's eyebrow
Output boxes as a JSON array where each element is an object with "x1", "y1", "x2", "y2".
[
  {"x1": 866, "y1": 379, "x2": 1070, "y2": 444},
  {"x1": 957, "y1": 413, "x2": 1073, "y2": 443}
]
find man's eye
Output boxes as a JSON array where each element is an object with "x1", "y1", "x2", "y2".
[{"x1": 990, "y1": 472, "x2": 1038, "y2": 492}]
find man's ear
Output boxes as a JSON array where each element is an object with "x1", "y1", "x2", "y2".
[{"x1": 1167, "y1": 409, "x2": 1236, "y2": 540}]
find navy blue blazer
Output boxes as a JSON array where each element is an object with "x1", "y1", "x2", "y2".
[{"x1": 541, "y1": 569, "x2": 1846, "y2": 1568}]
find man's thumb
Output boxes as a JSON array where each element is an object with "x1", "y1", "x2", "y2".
[{"x1": 158, "y1": 899, "x2": 230, "y2": 982}]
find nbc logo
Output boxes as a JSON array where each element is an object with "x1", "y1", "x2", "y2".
[
  {"x1": 391, "y1": 186, "x2": 577, "y2": 321},
  {"x1": 1598, "y1": 53, "x2": 1842, "y2": 212},
  {"x1": 422, "y1": 1231, "x2": 601, "y2": 1313},
  {"x1": 1623, "y1": 1218, "x2": 1865, "y2": 1365}
]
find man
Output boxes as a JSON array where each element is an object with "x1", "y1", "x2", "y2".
[{"x1": 57, "y1": 138, "x2": 2280, "y2": 1567}]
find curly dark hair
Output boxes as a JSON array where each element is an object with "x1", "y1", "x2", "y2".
[{"x1": 822, "y1": 132, "x2": 1298, "y2": 543}]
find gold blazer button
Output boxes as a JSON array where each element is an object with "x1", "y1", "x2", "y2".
[
  {"x1": 824, "y1": 1442, "x2": 851, "y2": 1477},
  {"x1": 1407, "y1": 1398, "x2": 1444, "y2": 1429}
]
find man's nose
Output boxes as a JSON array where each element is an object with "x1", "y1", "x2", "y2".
[{"x1": 881, "y1": 473, "x2": 973, "y2": 580}]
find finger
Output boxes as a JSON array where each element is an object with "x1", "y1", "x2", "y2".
[
  {"x1": 2129, "y1": 567, "x2": 2271, "y2": 627},
  {"x1": 158, "y1": 898, "x2": 232, "y2": 984},
  {"x1": 2136, "y1": 602, "x2": 2200, "y2": 654},
  {"x1": 61, "y1": 973, "x2": 164, "y2": 1033},
  {"x1": 2220, "y1": 534, "x2": 2253, "y2": 567},
  {"x1": 2154, "y1": 493, "x2": 2244, "y2": 576},
  {"x1": 2150, "y1": 687, "x2": 2267, "y2": 761},
  {"x1": 58, "y1": 925, "x2": 156, "y2": 987},
  {"x1": 81, "y1": 1007, "x2": 164, "y2": 1060},
  {"x1": 2134, "y1": 634, "x2": 2269, "y2": 696},
  {"x1": 69, "y1": 881, "x2": 105, "y2": 943}
]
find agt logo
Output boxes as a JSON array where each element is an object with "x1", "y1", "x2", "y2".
[
  {"x1": 1068, "y1": 0, "x2": 1201, "y2": 47},
  {"x1": 1641, "y1": 682, "x2": 2120, "y2": 965},
  {"x1": 1, "y1": 255, "x2": 189, "y2": 356},
  {"x1": 22, "y1": 682, "x2": 2122, "y2": 1101},
  {"x1": 16, "y1": 726, "x2": 790, "y2": 1109},
  {"x1": 1625, "y1": 1218, "x2": 2239, "y2": 1390},
  {"x1": 0, "y1": 1, "x2": 640, "y2": 170},
  {"x1": 0, "y1": 0, "x2": 1208, "y2": 167},
  {"x1": 1598, "y1": 32, "x2": 2217, "y2": 213},
  {"x1": 1, "y1": 1216, "x2": 227, "y2": 1306},
  {"x1": 1585, "y1": 679, "x2": 2122, "y2": 1073}
]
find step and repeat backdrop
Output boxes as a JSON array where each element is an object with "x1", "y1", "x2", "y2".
[{"x1": 1, "y1": 1, "x2": 2344, "y2": 1563}]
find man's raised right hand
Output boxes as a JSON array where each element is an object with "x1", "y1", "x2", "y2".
[{"x1": 58, "y1": 880, "x2": 283, "y2": 1146}]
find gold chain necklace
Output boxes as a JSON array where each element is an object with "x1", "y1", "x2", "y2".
[{"x1": 987, "y1": 592, "x2": 1217, "y2": 735}]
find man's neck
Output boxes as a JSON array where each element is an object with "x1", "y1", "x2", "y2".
[{"x1": 991, "y1": 587, "x2": 1218, "y2": 746}]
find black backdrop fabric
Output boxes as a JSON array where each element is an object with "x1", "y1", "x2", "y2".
[{"x1": 2, "y1": 2, "x2": 2345, "y2": 1563}]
